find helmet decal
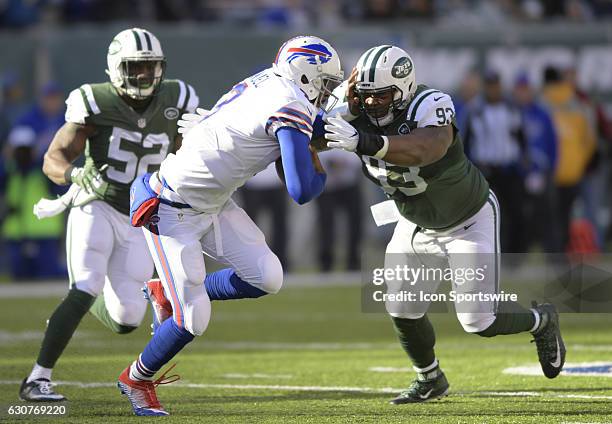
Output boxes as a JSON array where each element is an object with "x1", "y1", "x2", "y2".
[
  {"x1": 286, "y1": 44, "x2": 333, "y2": 65},
  {"x1": 391, "y1": 57, "x2": 413, "y2": 79}
]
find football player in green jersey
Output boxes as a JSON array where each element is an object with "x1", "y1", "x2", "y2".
[
  {"x1": 323, "y1": 45, "x2": 565, "y2": 403},
  {"x1": 19, "y1": 28, "x2": 199, "y2": 402}
]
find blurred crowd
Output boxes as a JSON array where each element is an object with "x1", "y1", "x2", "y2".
[
  {"x1": 456, "y1": 66, "x2": 611, "y2": 259},
  {"x1": 2, "y1": 0, "x2": 612, "y2": 28},
  {"x1": 0, "y1": 61, "x2": 610, "y2": 280}
]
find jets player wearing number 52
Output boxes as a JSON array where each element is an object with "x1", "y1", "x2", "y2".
[
  {"x1": 117, "y1": 36, "x2": 343, "y2": 416},
  {"x1": 19, "y1": 28, "x2": 199, "y2": 402},
  {"x1": 323, "y1": 46, "x2": 566, "y2": 404}
]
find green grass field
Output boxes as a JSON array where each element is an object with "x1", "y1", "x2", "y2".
[{"x1": 1, "y1": 282, "x2": 611, "y2": 423}]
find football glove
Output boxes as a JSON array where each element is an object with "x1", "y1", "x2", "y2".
[
  {"x1": 70, "y1": 159, "x2": 108, "y2": 197},
  {"x1": 324, "y1": 114, "x2": 359, "y2": 152},
  {"x1": 177, "y1": 107, "x2": 211, "y2": 135},
  {"x1": 324, "y1": 114, "x2": 389, "y2": 158}
]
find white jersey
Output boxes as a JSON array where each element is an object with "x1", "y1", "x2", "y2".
[{"x1": 160, "y1": 68, "x2": 317, "y2": 212}]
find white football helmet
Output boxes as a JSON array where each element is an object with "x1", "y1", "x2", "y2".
[
  {"x1": 106, "y1": 28, "x2": 166, "y2": 100},
  {"x1": 355, "y1": 45, "x2": 416, "y2": 126},
  {"x1": 272, "y1": 35, "x2": 344, "y2": 111}
]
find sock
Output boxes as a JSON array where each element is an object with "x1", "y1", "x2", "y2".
[
  {"x1": 27, "y1": 363, "x2": 53, "y2": 383},
  {"x1": 130, "y1": 319, "x2": 194, "y2": 380},
  {"x1": 36, "y1": 288, "x2": 95, "y2": 368},
  {"x1": 476, "y1": 301, "x2": 537, "y2": 337},
  {"x1": 414, "y1": 359, "x2": 441, "y2": 381},
  {"x1": 391, "y1": 315, "x2": 436, "y2": 369},
  {"x1": 130, "y1": 354, "x2": 156, "y2": 382},
  {"x1": 89, "y1": 295, "x2": 137, "y2": 334},
  {"x1": 204, "y1": 268, "x2": 267, "y2": 300},
  {"x1": 529, "y1": 308, "x2": 542, "y2": 333}
]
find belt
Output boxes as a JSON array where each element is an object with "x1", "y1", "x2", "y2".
[{"x1": 150, "y1": 172, "x2": 191, "y2": 209}]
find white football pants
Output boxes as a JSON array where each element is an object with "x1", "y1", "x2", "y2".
[
  {"x1": 67, "y1": 199, "x2": 155, "y2": 327},
  {"x1": 385, "y1": 190, "x2": 501, "y2": 333},
  {"x1": 143, "y1": 198, "x2": 283, "y2": 336}
]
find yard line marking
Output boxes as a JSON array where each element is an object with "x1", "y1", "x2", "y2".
[
  {"x1": 504, "y1": 362, "x2": 612, "y2": 378},
  {"x1": 1, "y1": 380, "x2": 611, "y2": 399},
  {"x1": 368, "y1": 367, "x2": 411, "y2": 373},
  {"x1": 221, "y1": 373, "x2": 293, "y2": 379}
]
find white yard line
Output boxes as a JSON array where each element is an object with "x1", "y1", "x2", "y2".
[{"x1": 1, "y1": 380, "x2": 611, "y2": 400}]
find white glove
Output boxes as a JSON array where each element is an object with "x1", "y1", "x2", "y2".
[
  {"x1": 33, "y1": 184, "x2": 80, "y2": 219},
  {"x1": 324, "y1": 114, "x2": 359, "y2": 152},
  {"x1": 177, "y1": 107, "x2": 211, "y2": 135}
]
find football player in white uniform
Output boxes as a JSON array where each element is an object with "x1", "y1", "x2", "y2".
[
  {"x1": 19, "y1": 28, "x2": 198, "y2": 402},
  {"x1": 117, "y1": 35, "x2": 343, "y2": 416},
  {"x1": 322, "y1": 45, "x2": 565, "y2": 403}
]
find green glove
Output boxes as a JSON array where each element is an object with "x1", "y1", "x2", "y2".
[{"x1": 69, "y1": 159, "x2": 108, "y2": 197}]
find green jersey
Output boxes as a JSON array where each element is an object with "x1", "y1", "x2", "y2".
[
  {"x1": 65, "y1": 80, "x2": 198, "y2": 214},
  {"x1": 350, "y1": 84, "x2": 488, "y2": 230}
]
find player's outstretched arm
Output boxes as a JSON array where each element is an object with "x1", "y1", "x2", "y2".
[
  {"x1": 325, "y1": 114, "x2": 453, "y2": 167},
  {"x1": 276, "y1": 127, "x2": 326, "y2": 205},
  {"x1": 43, "y1": 122, "x2": 95, "y2": 185},
  {"x1": 383, "y1": 125, "x2": 453, "y2": 167}
]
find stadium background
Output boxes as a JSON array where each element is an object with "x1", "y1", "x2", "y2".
[{"x1": 1, "y1": 1, "x2": 612, "y2": 422}]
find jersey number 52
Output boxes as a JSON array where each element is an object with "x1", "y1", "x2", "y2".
[{"x1": 106, "y1": 127, "x2": 170, "y2": 184}]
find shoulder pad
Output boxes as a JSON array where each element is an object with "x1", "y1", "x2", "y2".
[
  {"x1": 406, "y1": 89, "x2": 455, "y2": 128},
  {"x1": 65, "y1": 84, "x2": 101, "y2": 124}
]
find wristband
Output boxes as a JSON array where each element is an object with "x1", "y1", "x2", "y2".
[
  {"x1": 356, "y1": 130, "x2": 386, "y2": 157},
  {"x1": 64, "y1": 166, "x2": 75, "y2": 183},
  {"x1": 374, "y1": 136, "x2": 389, "y2": 159}
]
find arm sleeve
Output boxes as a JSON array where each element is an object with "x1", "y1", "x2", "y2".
[
  {"x1": 276, "y1": 127, "x2": 326, "y2": 204},
  {"x1": 312, "y1": 111, "x2": 325, "y2": 139}
]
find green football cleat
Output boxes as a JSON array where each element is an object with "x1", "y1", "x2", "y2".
[{"x1": 390, "y1": 372, "x2": 450, "y2": 404}]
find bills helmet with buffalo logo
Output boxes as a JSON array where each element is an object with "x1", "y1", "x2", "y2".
[{"x1": 273, "y1": 36, "x2": 343, "y2": 111}]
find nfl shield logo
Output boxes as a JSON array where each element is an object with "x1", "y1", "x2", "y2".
[{"x1": 137, "y1": 118, "x2": 146, "y2": 128}]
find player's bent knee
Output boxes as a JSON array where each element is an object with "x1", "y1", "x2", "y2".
[
  {"x1": 388, "y1": 311, "x2": 426, "y2": 320},
  {"x1": 181, "y1": 243, "x2": 207, "y2": 287},
  {"x1": 113, "y1": 300, "x2": 147, "y2": 328},
  {"x1": 183, "y1": 290, "x2": 211, "y2": 336},
  {"x1": 457, "y1": 313, "x2": 496, "y2": 335},
  {"x1": 73, "y1": 271, "x2": 106, "y2": 297},
  {"x1": 257, "y1": 252, "x2": 283, "y2": 294}
]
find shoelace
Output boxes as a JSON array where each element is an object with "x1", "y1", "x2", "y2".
[
  {"x1": 153, "y1": 363, "x2": 181, "y2": 387},
  {"x1": 36, "y1": 380, "x2": 54, "y2": 395},
  {"x1": 400, "y1": 380, "x2": 422, "y2": 396},
  {"x1": 145, "y1": 364, "x2": 181, "y2": 409}
]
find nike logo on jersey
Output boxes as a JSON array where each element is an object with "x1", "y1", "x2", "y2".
[
  {"x1": 419, "y1": 389, "x2": 433, "y2": 399},
  {"x1": 550, "y1": 337, "x2": 562, "y2": 368},
  {"x1": 433, "y1": 96, "x2": 443, "y2": 101},
  {"x1": 463, "y1": 222, "x2": 476, "y2": 231}
]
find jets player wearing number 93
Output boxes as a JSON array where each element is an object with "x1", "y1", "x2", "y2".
[
  {"x1": 322, "y1": 45, "x2": 566, "y2": 404},
  {"x1": 19, "y1": 28, "x2": 198, "y2": 402}
]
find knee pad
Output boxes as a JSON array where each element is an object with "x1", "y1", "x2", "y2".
[
  {"x1": 111, "y1": 299, "x2": 147, "y2": 328},
  {"x1": 181, "y1": 242, "x2": 207, "y2": 288},
  {"x1": 257, "y1": 252, "x2": 283, "y2": 294},
  {"x1": 73, "y1": 270, "x2": 106, "y2": 297},
  {"x1": 388, "y1": 311, "x2": 426, "y2": 320},
  {"x1": 457, "y1": 312, "x2": 496, "y2": 334},
  {"x1": 182, "y1": 288, "x2": 211, "y2": 336}
]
